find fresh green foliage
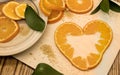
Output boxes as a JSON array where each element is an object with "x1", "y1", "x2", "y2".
[
  {"x1": 25, "y1": 5, "x2": 45, "y2": 32},
  {"x1": 91, "y1": 5, "x2": 100, "y2": 14},
  {"x1": 110, "y1": 1, "x2": 120, "y2": 12},
  {"x1": 100, "y1": 0, "x2": 109, "y2": 13},
  {"x1": 91, "y1": 0, "x2": 120, "y2": 14},
  {"x1": 32, "y1": 63, "x2": 63, "y2": 75}
]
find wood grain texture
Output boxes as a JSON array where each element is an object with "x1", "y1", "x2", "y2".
[{"x1": 0, "y1": 51, "x2": 119, "y2": 75}]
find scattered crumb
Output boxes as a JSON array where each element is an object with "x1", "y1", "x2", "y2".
[
  {"x1": 29, "y1": 53, "x2": 32, "y2": 55},
  {"x1": 29, "y1": 53, "x2": 36, "y2": 60},
  {"x1": 40, "y1": 44, "x2": 57, "y2": 64}
]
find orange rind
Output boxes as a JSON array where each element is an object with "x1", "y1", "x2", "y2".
[
  {"x1": 39, "y1": 0, "x2": 52, "y2": 16},
  {"x1": 66, "y1": 0, "x2": 93, "y2": 13},
  {"x1": 48, "y1": 10, "x2": 63, "y2": 24},
  {"x1": 0, "y1": 17, "x2": 19, "y2": 43},
  {"x1": 15, "y1": 3, "x2": 27, "y2": 18},
  {"x1": 2, "y1": 1, "x2": 21, "y2": 20},
  {"x1": 44, "y1": 0, "x2": 65, "y2": 10},
  {"x1": 55, "y1": 20, "x2": 112, "y2": 70}
]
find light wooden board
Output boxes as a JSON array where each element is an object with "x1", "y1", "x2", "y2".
[{"x1": 14, "y1": 0, "x2": 120, "y2": 75}]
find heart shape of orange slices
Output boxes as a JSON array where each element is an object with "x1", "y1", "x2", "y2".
[{"x1": 55, "y1": 20, "x2": 113, "y2": 70}]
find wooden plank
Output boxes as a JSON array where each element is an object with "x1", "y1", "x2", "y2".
[
  {"x1": 0, "y1": 57, "x2": 5, "y2": 74},
  {"x1": 14, "y1": 62, "x2": 23, "y2": 75},
  {"x1": 16, "y1": 64, "x2": 33, "y2": 75},
  {"x1": 0, "y1": 57, "x2": 17, "y2": 75},
  {"x1": 108, "y1": 51, "x2": 120, "y2": 75}
]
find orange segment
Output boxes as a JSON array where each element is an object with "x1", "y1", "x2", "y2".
[
  {"x1": 44, "y1": 0, "x2": 65, "y2": 10},
  {"x1": 66, "y1": 0, "x2": 93, "y2": 13},
  {"x1": 15, "y1": 3, "x2": 27, "y2": 18},
  {"x1": 2, "y1": 1, "x2": 21, "y2": 20},
  {"x1": 84, "y1": 20, "x2": 113, "y2": 53},
  {"x1": 55, "y1": 21, "x2": 112, "y2": 70},
  {"x1": 0, "y1": 17, "x2": 19, "y2": 43},
  {"x1": 72, "y1": 56, "x2": 88, "y2": 70},
  {"x1": 87, "y1": 53, "x2": 100, "y2": 68},
  {"x1": 39, "y1": 0, "x2": 52, "y2": 16},
  {"x1": 48, "y1": 10, "x2": 63, "y2": 24}
]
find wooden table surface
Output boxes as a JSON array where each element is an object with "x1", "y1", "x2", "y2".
[
  {"x1": 0, "y1": 0, "x2": 120, "y2": 75},
  {"x1": 0, "y1": 51, "x2": 119, "y2": 75}
]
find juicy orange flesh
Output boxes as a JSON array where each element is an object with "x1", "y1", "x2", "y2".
[
  {"x1": 16, "y1": 3, "x2": 26, "y2": 18},
  {"x1": 55, "y1": 21, "x2": 112, "y2": 70},
  {"x1": 72, "y1": 57, "x2": 88, "y2": 69},
  {"x1": 65, "y1": 48, "x2": 74, "y2": 58},
  {"x1": 67, "y1": 0, "x2": 92, "y2": 10},
  {"x1": 84, "y1": 20, "x2": 112, "y2": 52},
  {"x1": 48, "y1": 11, "x2": 62, "y2": 19},
  {"x1": 0, "y1": 4, "x2": 5, "y2": 16},
  {"x1": 87, "y1": 53, "x2": 100, "y2": 67},
  {"x1": 48, "y1": 10, "x2": 63, "y2": 23},
  {"x1": 40, "y1": 0, "x2": 51, "y2": 16},
  {"x1": 0, "y1": 17, "x2": 17, "y2": 40},
  {"x1": 3, "y1": 2, "x2": 20, "y2": 19},
  {"x1": 47, "y1": 0, "x2": 63, "y2": 6}
]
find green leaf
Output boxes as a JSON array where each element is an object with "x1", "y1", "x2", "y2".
[
  {"x1": 91, "y1": 5, "x2": 100, "y2": 15},
  {"x1": 100, "y1": 0, "x2": 110, "y2": 13},
  {"x1": 32, "y1": 63, "x2": 63, "y2": 75},
  {"x1": 110, "y1": 1, "x2": 120, "y2": 12},
  {"x1": 25, "y1": 5, "x2": 45, "y2": 32}
]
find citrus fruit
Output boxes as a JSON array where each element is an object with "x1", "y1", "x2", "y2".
[
  {"x1": 39, "y1": 0, "x2": 52, "y2": 16},
  {"x1": 66, "y1": 0, "x2": 93, "y2": 13},
  {"x1": 0, "y1": 17, "x2": 19, "y2": 43},
  {"x1": 15, "y1": 3, "x2": 27, "y2": 18},
  {"x1": 55, "y1": 20, "x2": 112, "y2": 70},
  {"x1": 48, "y1": 10, "x2": 63, "y2": 24},
  {"x1": 44, "y1": 0, "x2": 65, "y2": 10},
  {"x1": 0, "y1": 3, "x2": 5, "y2": 16},
  {"x1": 2, "y1": 1, "x2": 21, "y2": 20}
]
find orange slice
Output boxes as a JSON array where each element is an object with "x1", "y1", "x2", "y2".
[
  {"x1": 15, "y1": 3, "x2": 27, "y2": 18},
  {"x1": 0, "y1": 3, "x2": 5, "y2": 16},
  {"x1": 66, "y1": 0, "x2": 93, "y2": 13},
  {"x1": 0, "y1": 17, "x2": 19, "y2": 43},
  {"x1": 44, "y1": 0, "x2": 65, "y2": 10},
  {"x1": 48, "y1": 10, "x2": 63, "y2": 24},
  {"x1": 55, "y1": 20, "x2": 112, "y2": 70},
  {"x1": 39, "y1": 0, "x2": 52, "y2": 16},
  {"x1": 2, "y1": 1, "x2": 21, "y2": 20}
]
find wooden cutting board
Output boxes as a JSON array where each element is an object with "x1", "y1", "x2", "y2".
[{"x1": 14, "y1": 0, "x2": 120, "y2": 75}]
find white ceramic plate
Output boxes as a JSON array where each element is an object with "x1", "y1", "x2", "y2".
[{"x1": 0, "y1": 0, "x2": 47, "y2": 56}]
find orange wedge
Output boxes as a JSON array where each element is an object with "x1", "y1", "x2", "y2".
[
  {"x1": 55, "y1": 21, "x2": 112, "y2": 70},
  {"x1": 66, "y1": 0, "x2": 93, "y2": 13},
  {"x1": 0, "y1": 17, "x2": 19, "y2": 43},
  {"x1": 2, "y1": 1, "x2": 21, "y2": 20},
  {"x1": 44, "y1": 0, "x2": 65, "y2": 10},
  {"x1": 39, "y1": 0, "x2": 52, "y2": 16},
  {"x1": 48, "y1": 10, "x2": 63, "y2": 24},
  {"x1": 15, "y1": 3, "x2": 27, "y2": 18}
]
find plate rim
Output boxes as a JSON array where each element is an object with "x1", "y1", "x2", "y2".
[{"x1": 0, "y1": 0, "x2": 48, "y2": 56}]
